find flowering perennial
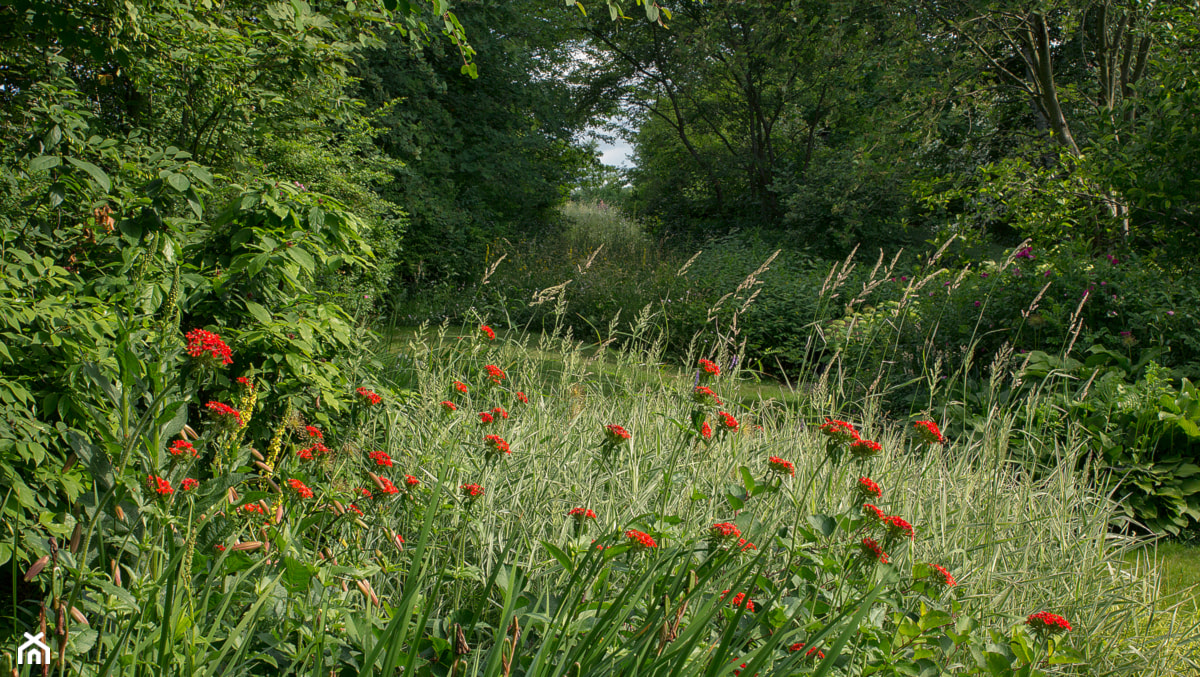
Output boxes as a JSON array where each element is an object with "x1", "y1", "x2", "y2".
[
  {"x1": 709, "y1": 522, "x2": 741, "y2": 539},
  {"x1": 721, "y1": 591, "x2": 755, "y2": 612},
  {"x1": 287, "y1": 479, "x2": 314, "y2": 499},
  {"x1": 356, "y1": 387, "x2": 381, "y2": 405},
  {"x1": 297, "y1": 443, "x2": 329, "y2": 460},
  {"x1": 368, "y1": 450, "x2": 393, "y2": 467},
  {"x1": 698, "y1": 358, "x2": 720, "y2": 377},
  {"x1": 819, "y1": 418, "x2": 859, "y2": 444},
  {"x1": 480, "y1": 325, "x2": 495, "y2": 340},
  {"x1": 737, "y1": 538, "x2": 757, "y2": 551},
  {"x1": 461, "y1": 483, "x2": 485, "y2": 499},
  {"x1": 882, "y1": 514, "x2": 914, "y2": 539},
  {"x1": 491, "y1": 406, "x2": 509, "y2": 420},
  {"x1": 1026, "y1": 612, "x2": 1072, "y2": 634},
  {"x1": 206, "y1": 401, "x2": 243, "y2": 427},
  {"x1": 170, "y1": 439, "x2": 197, "y2": 457},
  {"x1": 692, "y1": 386, "x2": 722, "y2": 406},
  {"x1": 912, "y1": 420, "x2": 944, "y2": 445},
  {"x1": 441, "y1": 400, "x2": 457, "y2": 412},
  {"x1": 568, "y1": 507, "x2": 597, "y2": 521},
  {"x1": 863, "y1": 503, "x2": 886, "y2": 522},
  {"x1": 180, "y1": 478, "x2": 199, "y2": 491},
  {"x1": 717, "y1": 411, "x2": 739, "y2": 432},
  {"x1": 860, "y1": 537, "x2": 889, "y2": 563},
  {"x1": 767, "y1": 456, "x2": 795, "y2": 476},
  {"x1": 604, "y1": 424, "x2": 631, "y2": 445},
  {"x1": 701, "y1": 422, "x2": 712, "y2": 440},
  {"x1": 479, "y1": 411, "x2": 494, "y2": 424},
  {"x1": 236, "y1": 376, "x2": 254, "y2": 390},
  {"x1": 625, "y1": 529, "x2": 657, "y2": 549},
  {"x1": 789, "y1": 644, "x2": 825, "y2": 660},
  {"x1": 454, "y1": 381, "x2": 469, "y2": 394},
  {"x1": 516, "y1": 391, "x2": 528, "y2": 404},
  {"x1": 148, "y1": 475, "x2": 173, "y2": 496},
  {"x1": 378, "y1": 477, "x2": 400, "y2": 496},
  {"x1": 484, "y1": 365, "x2": 506, "y2": 383},
  {"x1": 857, "y1": 477, "x2": 882, "y2": 498},
  {"x1": 928, "y1": 563, "x2": 957, "y2": 587},
  {"x1": 849, "y1": 438, "x2": 882, "y2": 459},
  {"x1": 484, "y1": 434, "x2": 511, "y2": 455},
  {"x1": 404, "y1": 475, "x2": 421, "y2": 488},
  {"x1": 305, "y1": 425, "x2": 323, "y2": 440},
  {"x1": 185, "y1": 328, "x2": 233, "y2": 366}
]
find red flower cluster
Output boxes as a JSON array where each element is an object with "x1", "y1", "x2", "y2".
[
  {"x1": 404, "y1": 475, "x2": 420, "y2": 488},
  {"x1": 236, "y1": 376, "x2": 254, "y2": 390},
  {"x1": 701, "y1": 422, "x2": 712, "y2": 440},
  {"x1": 441, "y1": 400, "x2": 457, "y2": 412},
  {"x1": 369, "y1": 450, "x2": 393, "y2": 467},
  {"x1": 305, "y1": 425, "x2": 323, "y2": 440},
  {"x1": 484, "y1": 434, "x2": 511, "y2": 455},
  {"x1": 857, "y1": 477, "x2": 882, "y2": 498},
  {"x1": 491, "y1": 406, "x2": 509, "y2": 419},
  {"x1": 717, "y1": 411, "x2": 739, "y2": 432},
  {"x1": 819, "y1": 418, "x2": 859, "y2": 444},
  {"x1": 721, "y1": 590, "x2": 755, "y2": 611},
  {"x1": 461, "y1": 483, "x2": 485, "y2": 498},
  {"x1": 484, "y1": 365, "x2": 506, "y2": 383},
  {"x1": 860, "y1": 537, "x2": 889, "y2": 563},
  {"x1": 698, "y1": 358, "x2": 720, "y2": 377},
  {"x1": 185, "y1": 328, "x2": 233, "y2": 366},
  {"x1": 849, "y1": 438, "x2": 883, "y2": 458},
  {"x1": 882, "y1": 514, "x2": 915, "y2": 539},
  {"x1": 709, "y1": 522, "x2": 741, "y2": 539},
  {"x1": 297, "y1": 443, "x2": 329, "y2": 460},
  {"x1": 862, "y1": 503, "x2": 886, "y2": 522},
  {"x1": 181, "y1": 478, "x2": 199, "y2": 491},
  {"x1": 604, "y1": 424, "x2": 631, "y2": 444},
  {"x1": 359, "y1": 488, "x2": 373, "y2": 500},
  {"x1": 356, "y1": 387, "x2": 382, "y2": 405},
  {"x1": 479, "y1": 411, "x2": 494, "y2": 424},
  {"x1": 692, "y1": 385, "x2": 722, "y2": 406},
  {"x1": 768, "y1": 456, "x2": 795, "y2": 476},
  {"x1": 516, "y1": 391, "x2": 529, "y2": 404},
  {"x1": 568, "y1": 507, "x2": 597, "y2": 520},
  {"x1": 378, "y1": 477, "x2": 400, "y2": 496},
  {"x1": 148, "y1": 475, "x2": 173, "y2": 496},
  {"x1": 287, "y1": 479, "x2": 314, "y2": 499},
  {"x1": 206, "y1": 401, "x2": 243, "y2": 427},
  {"x1": 242, "y1": 503, "x2": 267, "y2": 517},
  {"x1": 789, "y1": 644, "x2": 825, "y2": 660},
  {"x1": 480, "y1": 325, "x2": 496, "y2": 340},
  {"x1": 913, "y1": 420, "x2": 944, "y2": 445},
  {"x1": 625, "y1": 529, "x2": 657, "y2": 549},
  {"x1": 170, "y1": 439, "x2": 197, "y2": 457},
  {"x1": 348, "y1": 504, "x2": 364, "y2": 517},
  {"x1": 928, "y1": 563, "x2": 957, "y2": 587},
  {"x1": 1026, "y1": 612, "x2": 1072, "y2": 633},
  {"x1": 737, "y1": 538, "x2": 756, "y2": 551},
  {"x1": 454, "y1": 381, "x2": 469, "y2": 394}
]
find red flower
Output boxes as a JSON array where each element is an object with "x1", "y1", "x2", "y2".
[
  {"x1": 215, "y1": 544, "x2": 226, "y2": 552},
  {"x1": 768, "y1": 456, "x2": 795, "y2": 476},
  {"x1": 717, "y1": 411, "x2": 739, "y2": 432},
  {"x1": 701, "y1": 422, "x2": 712, "y2": 440},
  {"x1": 883, "y1": 514, "x2": 914, "y2": 539},
  {"x1": 709, "y1": 522, "x2": 741, "y2": 540},
  {"x1": 516, "y1": 391, "x2": 528, "y2": 404},
  {"x1": 928, "y1": 563, "x2": 957, "y2": 587},
  {"x1": 242, "y1": 503, "x2": 267, "y2": 516},
  {"x1": 170, "y1": 439, "x2": 197, "y2": 457},
  {"x1": 861, "y1": 537, "x2": 888, "y2": 563},
  {"x1": 819, "y1": 418, "x2": 859, "y2": 444},
  {"x1": 862, "y1": 503, "x2": 886, "y2": 522},
  {"x1": 698, "y1": 358, "x2": 720, "y2": 377},
  {"x1": 287, "y1": 479, "x2": 314, "y2": 499},
  {"x1": 484, "y1": 365, "x2": 506, "y2": 383},
  {"x1": 484, "y1": 434, "x2": 511, "y2": 455},
  {"x1": 305, "y1": 425, "x2": 323, "y2": 440},
  {"x1": 206, "y1": 401, "x2": 243, "y2": 427},
  {"x1": 454, "y1": 381, "x2": 469, "y2": 394},
  {"x1": 1026, "y1": 612, "x2": 1072, "y2": 633},
  {"x1": 625, "y1": 529, "x2": 657, "y2": 549},
  {"x1": 347, "y1": 504, "x2": 364, "y2": 517},
  {"x1": 857, "y1": 477, "x2": 882, "y2": 498},
  {"x1": 737, "y1": 538, "x2": 756, "y2": 551},
  {"x1": 148, "y1": 475, "x2": 173, "y2": 496},
  {"x1": 491, "y1": 406, "x2": 509, "y2": 419},
  {"x1": 604, "y1": 424, "x2": 632, "y2": 444},
  {"x1": 720, "y1": 590, "x2": 755, "y2": 611},
  {"x1": 849, "y1": 438, "x2": 882, "y2": 459},
  {"x1": 185, "y1": 328, "x2": 233, "y2": 366},
  {"x1": 692, "y1": 385, "x2": 722, "y2": 406},
  {"x1": 568, "y1": 507, "x2": 597, "y2": 521},
  {"x1": 297, "y1": 443, "x2": 329, "y2": 460},
  {"x1": 441, "y1": 400, "x2": 458, "y2": 412},
  {"x1": 378, "y1": 477, "x2": 400, "y2": 496},
  {"x1": 236, "y1": 376, "x2": 255, "y2": 390},
  {"x1": 913, "y1": 420, "x2": 944, "y2": 445},
  {"x1": 181, "y1": 478, "x2": 199, "y2": 491},
  {"x1": 460, "y1": 483, "x2": 485, "y2": 499},
  {"x1": 788, "y1": 643, "x2": 825, "y2": 660},
  {"x1": 479, "y1": 411, "x2": 494, "y2": 424},
  {"x1": 359, "y1": 488, "x2": 373, "y2": 499},
  {"x1": 356, "y1": 387, "x2": 382, "y2": 405},
  {"x1": 480, "y1": 325, "x2": 496, "y2": 340},
  {"x1": 404, "y1": 474, "x2": 421, "y2": 488},
  {"x1": 369, "y1": 450, "x2": 393, "y2": 467}
]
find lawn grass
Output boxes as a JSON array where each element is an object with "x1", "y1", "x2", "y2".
[{"x1": 1125, "y1": 541, "x2": 1200, "y2": 612}]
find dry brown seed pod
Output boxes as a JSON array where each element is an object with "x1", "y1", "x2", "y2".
[
  {"x1": 115, "y1": 506, "x2": 126, "y2": 521},
  {"x1": 182, "y1": 424, "x2": 199, "y2": 440},
  {"x1": 70, "y1": 607, "x2": 88, "y2": 626},
  {"x1": 231, "y1": 541, "x2": 263, "y2": 552},
  {"x1": 24, "y1": 555, "x2": 50, "y2": 582}
]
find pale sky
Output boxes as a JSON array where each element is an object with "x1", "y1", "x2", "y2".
[{"x1": 596, "y1": 136, "x2": 634, "y2": 168}]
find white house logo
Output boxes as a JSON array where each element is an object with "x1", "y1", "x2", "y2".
[{"x1": 17, "y1": 632, "x2": 50, "y2": 665}]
